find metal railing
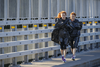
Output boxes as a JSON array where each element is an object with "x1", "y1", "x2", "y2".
[{"x1": 0, "y1": 0, "x2": 100, "y2": 67}]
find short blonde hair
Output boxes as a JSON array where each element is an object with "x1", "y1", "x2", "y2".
[{"x1": 70, "y1": 12, "x2": 76, "y2": 16}]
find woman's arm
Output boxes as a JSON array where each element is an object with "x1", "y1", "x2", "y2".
[
  {"x1": 55, "y1": 18, "x2": 67, "y2": 29},
  {"x1": 79, "y1": 22, "x2": 82, "y2": 30},
  {"x1": 77, "y1": 21, "x2": 82, "y2": 30},
  {"x1": 75, "y1": 19, "x2": 82, "y2": 30},
  {"x1": 65, "y1": 19, "x2": 74, "y2": 30}
]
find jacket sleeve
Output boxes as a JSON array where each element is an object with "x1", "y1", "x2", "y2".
[
  {"x1": 55, "y1": 18, "x2": 67, "y2": 29},
  {"x1": 79, "y1": 22, "x2": 82, "y2": 30},
  {"x1": 77, "y1": 20, "x2": 82, "y2": 30},
  {"x1": 65, "y1": 19, "x2": 74, "y2": 30},
  {"x1": 75, "y1": 19, "x2": 82, "y2": 30}
]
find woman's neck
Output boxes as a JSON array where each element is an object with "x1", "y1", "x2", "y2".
[
  {"x1": 71, "y1": 19, "x2": 75, "y2": 21},
  {"x1": 62, "y1": 17, "x2": 66, "y2": 20}
]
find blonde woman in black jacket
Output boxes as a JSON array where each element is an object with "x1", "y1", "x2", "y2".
[{"x1": 69, "y1": 12, "x2": 82, "y2": 61}]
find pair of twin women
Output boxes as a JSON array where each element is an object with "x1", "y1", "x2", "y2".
[{"x1": 54, "y1": 11, "x2": 82, "y2": 62}]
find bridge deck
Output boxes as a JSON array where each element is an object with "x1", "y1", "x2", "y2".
[{"x1": 20, "y1": 48, "x2": 100, "y2": 67}]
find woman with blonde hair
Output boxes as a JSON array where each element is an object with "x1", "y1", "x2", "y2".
[
  {"x1": 52, "y1": 11, "x2": 73, "y2": 62},
  {"x1": 69, "y1": 12, "x2": 82, "y2": 61}
]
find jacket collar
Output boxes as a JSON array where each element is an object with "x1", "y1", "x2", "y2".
[
  {"x1": 60, "y1": 17, "x2": 69, "y2": 21},
  {"x1": 72, "y1": 19, "x2": 77, "y2": 22}
]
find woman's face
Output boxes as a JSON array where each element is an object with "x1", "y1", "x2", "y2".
[
  {"x1": 70, "y1": 15, "x2": 76, "y2": 21},
  {"x1": 61, "y1": 13, "x2": 66, "y2": 20}
]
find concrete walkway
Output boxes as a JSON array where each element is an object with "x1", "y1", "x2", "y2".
[{"x1": 20, "y1": 48, "x2": 100, "y2": 67}]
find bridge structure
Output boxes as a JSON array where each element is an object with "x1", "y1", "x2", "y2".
[{"x1": 0, "y1": 0, "x2": 100, "y2": 67}]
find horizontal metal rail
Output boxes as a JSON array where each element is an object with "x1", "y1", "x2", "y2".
[
  {"x1": 0, "y1": 25, "x2": 100, "y2": 37},
  {"x1": 0, "y1": 18, "x2": 100, "y2": 25},
  {"x1": 0, "y1": 38, "x2": 100, "y2": 60},
  {"x1": 0, "y1": 35, "x2": 100, "y2": 48}
]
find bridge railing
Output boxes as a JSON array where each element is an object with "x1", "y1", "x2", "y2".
[
  {"x1": 0, "y1": 0, "x2": 100, "y2": 67},
  {"x1": 0, "y1": 19, "x2": 100, "y2": 67}
]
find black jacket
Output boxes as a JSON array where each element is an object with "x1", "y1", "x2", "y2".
[
  {"x1": 51, "y1": 17, "x2": 73, "y2": 44},
  {"x1": 70, "y1": 19, "x2": 82, "y2": 37}
]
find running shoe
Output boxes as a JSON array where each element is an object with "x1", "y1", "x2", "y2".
[
  {"x1": 71, "y1": 55, "x2": 75, "y2": 61},
  {"x1": 63, "y1": 58, "x2": 66, "y2": 63},
  {"x1": 62, "y1": 56, "x2": 64, "y2": 61}
]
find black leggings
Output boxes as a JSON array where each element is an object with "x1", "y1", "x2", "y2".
[
  {"x1": 69, "y1": 36, "x2": 79, "y2": 49},
  {"x1": 60, "y1": 38, "x2": 67, "y2": 50}
]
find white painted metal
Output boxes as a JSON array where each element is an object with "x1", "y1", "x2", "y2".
[{"x1": 0, "y1": 0, "x2": 100, "y2": 67}]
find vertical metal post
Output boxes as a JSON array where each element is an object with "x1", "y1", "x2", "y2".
[
  {"x1": 90, "y1": 22, "x2": 93, "y2": 50},
  {"x1": 73, "y1": 0, "x2": 75, "y2": 12},
  {"x1": 0, "y1": 59, "x2": 4, "y2": 67},
  {"x1": 80, "y1": 0, "x2": 82, "y2": 18},
  {"x1": 92, "y1": 0, "x2": 94, "y2": 18},
  {"x1": 95, "y1": 43, "x2": 99, "y2": 48},
  {"x1": 34, "y1": 0, "x2": 42, "y2": 61},
  {"x1": 0, "y1": 25, "x2": 4, "y2": 67},
  {"x1": 35, "y1": 24, "x2": 39, "y2": 61},
  {"x1": 90, "y1": 44, "x2": 93, "y2": 50},
  {"x1": 38, "y1": 0, "x2": 42, "y2": 20},
  {"x1": 99, "y1": 0, "x2": 100, "y2": 18},
  {"x1": 45, "y1": 42, "x2": 49, "y2": 59},
  {"x1": 7, "y1": 0, "x2": 9, "y2": 18},
  {"x1": 90, "y1": 0, "x2": 93, "y2": 18},
  {"x1": 17, "y1": 0, "x2": 19, "y2": 20},
  {"x1": 0, "y1": 48, "x2": 4, "y2": 67},
  {"x1": 65, "y1": 0, "x2": 68, "y2": 14},
  {"x1": 57, "y1": 0, "x2": 60, "y2": 14},
  {"x1": 4, "y1": 0, "x2": 7, "y2": 21},
  {"x1": 84, "y1": 45, "x2": 87, "y2": 51},
  {"x1": 24, "y1": 25, "x2": 29, "y2": 64},
  {"x1": 35, "y1": 43, "x2": 39, "y2": 61},
  {"x1": 44, "y1": 24, "x2": 49, "y2": 59},
  {"x1": 83, "y1": 22, "x2": 87, "y2": 51},
  {"x1": 29, "y1": 0, "x2": 31, "y2": 20},
  {"x1": 54, "y1": 43, "x2": 58, "y2": 57},
  {"x1": 87, "y1": 0, "x2": 89, "y2": 18},
  {"x1": 10, "y1": 25, "x2": 18, "y2": 67},
  {"x1": 94, "y1": 0, "x2": 96, "y2": 18},
  {"x1": 48, "y1": 0, "x2": 51, "y2": 19}
]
